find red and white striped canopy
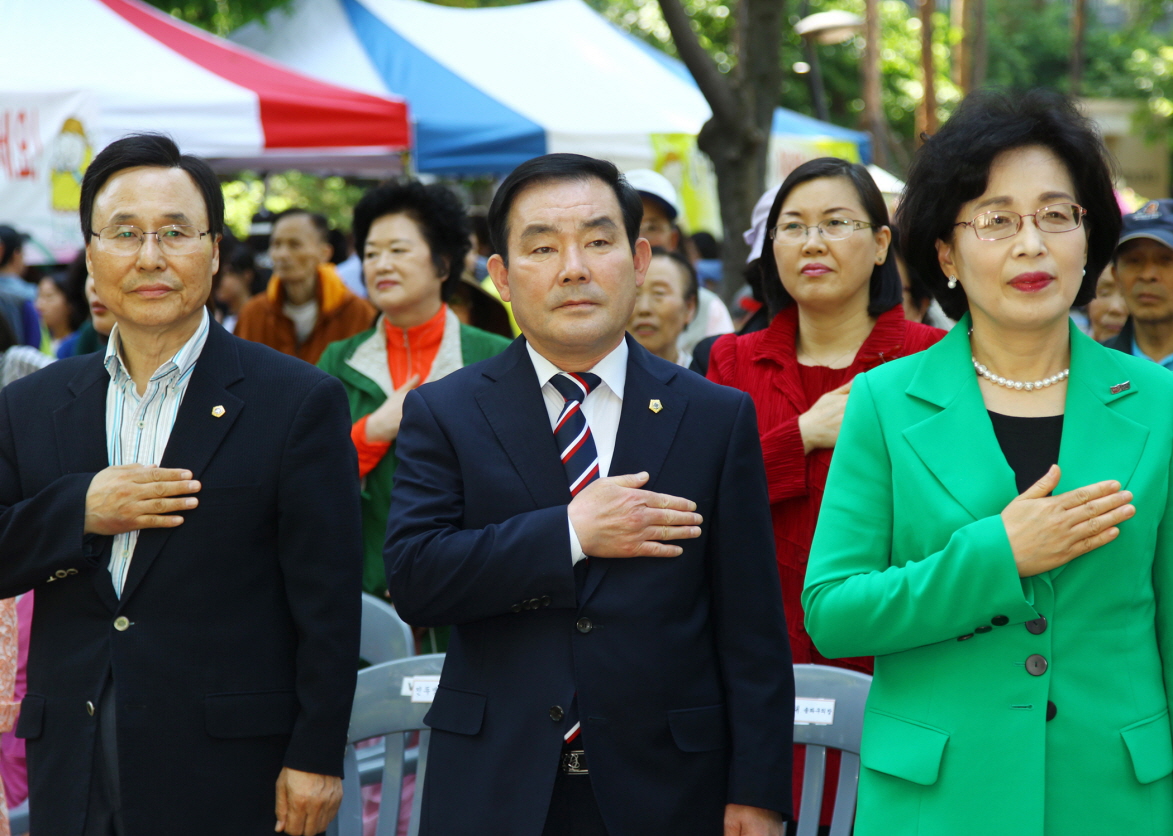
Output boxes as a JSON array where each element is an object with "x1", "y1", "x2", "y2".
[{"x1": 4, "y1": 0, "x2": 410, "y2": 161}]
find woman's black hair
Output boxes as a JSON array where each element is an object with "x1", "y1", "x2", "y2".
[
  {"x1": 351, "y1": 180, "x2": 471, "y2": 301},
  {"x1": 64, "y1": 251, "x2": 90, "y2": 327},
  {"x1": 44, "y1": 266, "x2": 87, "y2": 332},
  {"x1": 896, "y1": 88, "x2": 1121, "y2": 321},
  {"x1": 759, "y1": 157, "x2": 901, "y2": 318}
]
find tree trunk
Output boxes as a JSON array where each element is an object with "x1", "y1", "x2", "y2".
[
  {"x1": 951, "y1": 0, "x2": 970, "y2": 92},
  {"x1": 657, "y1": 0, "x2": 784, "y2": 302},
  {"x1": 1070, "y1": 0, "x2": 1087, "y2": 95},
  {"x1": 862, "y1": 0, "x2": 888, "y2": 168},
  {"x1": 916, "y1": 0, "x2": 937, "y2": 143},
  {"x1": 972, "y1": 0, "x2": 987, "y2": 88}
]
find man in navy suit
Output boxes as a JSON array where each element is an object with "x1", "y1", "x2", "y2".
[
  {"x1": 0, "y1": 135, "x2": 361, "y2": 836},
  {"x1": 386, "y1": 154, "x2": 793, "y2": 836}
]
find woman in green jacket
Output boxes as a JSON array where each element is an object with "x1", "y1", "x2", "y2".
[
  {"x1": 319, "y1": 182, "x2": 511, "y2": 617},
  {"x1": 804, "y1": 89, "x2": 1173, "y2": 835}
]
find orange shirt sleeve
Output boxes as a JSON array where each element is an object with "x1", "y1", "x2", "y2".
[{"x1": 352, "y1": 415, "x2": 392, "y2": 480}]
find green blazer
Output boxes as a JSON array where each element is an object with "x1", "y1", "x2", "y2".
[
  {"x1": 318, "y1": 310, "x2": 511, "y2": 598},
  {"x1": 803, "y1": 316, "x2": 1173, "y2": 836}
]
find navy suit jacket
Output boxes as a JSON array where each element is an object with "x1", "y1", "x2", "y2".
[
  {"x1": 0, "y1": 322, "x2": 362, "y2": 836},
  {"x1": 386, "y1": 335, "x2": 794, "y2": 836}
]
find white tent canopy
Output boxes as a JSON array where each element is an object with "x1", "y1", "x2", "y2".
[{"x1": 235, "y1": 0, "x2": 712, "y2": 174}]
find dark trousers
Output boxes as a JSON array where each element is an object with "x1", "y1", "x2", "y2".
[
  {"x1": 83, "y1": 678, "x2": 127, "y2": 836},
  {"x1": 540, "y1": 767, "x2": 608, "y2": 836}
]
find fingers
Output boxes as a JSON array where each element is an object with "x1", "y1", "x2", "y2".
[
  {"x1": 644, "y1": 507, "x2": 703, "y2": 527},
  {"x1": 638, "y1": 489, "x2": 697, "y2": 513},
  {"x1": 1077, "y1": 489, "x2": 1133, "y2": 522},
  {"x1": 1019, "y1": 464, "x2": 1062, "y2": 500},
  {"x1": 832, "y1": 379, "x2": 854, "y2": 394},
  {"x1": 274, "y1": 778, "x2": 287, "y2": 833},
  {"x1": 635, "y1": 540, "x2": 685, "y2": 558},
  {"x1": 133, "y1": 465, "x2": 194, "y2": 484},
  {"x1": 135, "y1": 514, "x2": 188, "y2": 529},
  {"x1": 1057, "y1": 477, "x2": 1120, "y2": 510},
  {"x1": 1070, "y1": 499, "x2": 1135, "y2": 543},
  {"x1": 645, "y1": 523, "x2": 703, "y2": 542},
  {"x1": 608, "y1": 471, "x2": 651, "y2": 489},
  {"x1": 396, "y1": 373, "x2": 422, "y2": 394}
]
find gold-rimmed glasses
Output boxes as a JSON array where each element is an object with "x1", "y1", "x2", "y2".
[
  {"x1": 92, "y1": 225, "x2": 212, "y2": 256},
  {"x1": 954, "y1": 203, "x2": 1086, "y2": 241}
]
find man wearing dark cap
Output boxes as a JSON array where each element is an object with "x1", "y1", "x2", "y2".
[
  {"x1": 1105, "y1": 199, "x2": 1173, "y2": 370},
  {"x1": 0, "y1": 225, "x2": 41, "y2": 348}
]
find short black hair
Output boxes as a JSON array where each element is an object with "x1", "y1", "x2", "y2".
[
  {"x1": 273, "y1": 209, "x2": 330, "y2": 244},
  {"x1": 79, "y1": 133, "x2": 224, "y2": 240},
  {"x1": 648, "y1": 246, "x2": 699, "y2": 306},
  {"x1": 488, "y1": 153, "x2": 642, "y2": 266},
  {"x1": 897, "y1": 88, "x2": 1120, "y2": 321},
  {"x1": 352, "y1": 180, "x2": 471, "y2": 299},
  {"x1": 760, "y1": 157, "x2": 901, "y2": 318}
]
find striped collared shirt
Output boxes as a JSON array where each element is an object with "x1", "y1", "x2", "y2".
[{"x1": 104, "y1": 309, "x2": 210, "y2": 597}]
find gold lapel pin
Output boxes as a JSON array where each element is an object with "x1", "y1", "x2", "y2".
[
  {"x1": 1110, "y1": 381, "x2": 1131, "y2": 395},
  {"x1": 649, "y1": 399, "x2": 663, "y2": 414},
  {"x1": 211, "y1": 405, "x2": 226, "y2": 418}
]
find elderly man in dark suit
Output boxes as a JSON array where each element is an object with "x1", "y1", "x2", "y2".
[
  {"x1": 0, "y1": 134, "x2": 361, "y2": 836},
  {"x1": 386, "y1": 153, "x2": 794, "y2": 836}
]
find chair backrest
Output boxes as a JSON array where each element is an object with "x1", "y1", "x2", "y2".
[
  {"x1": 792, "y1": 663, "x2": 872, "y2": 836},
  {"x1": 360, "y1": 593, "x2": 416, "y2": 665},
  {"x1": 329, "y1": 654, "x2": 445, "y2": 836}
]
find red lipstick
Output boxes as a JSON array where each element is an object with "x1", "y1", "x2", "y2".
[{"x1": 1008, "y1": 272, "x2": 1054, "y2": 293}]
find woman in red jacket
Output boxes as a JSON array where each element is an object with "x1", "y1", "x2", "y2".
[{"x1": 708, "y1": 157, "x2": 945, "y2": 825}]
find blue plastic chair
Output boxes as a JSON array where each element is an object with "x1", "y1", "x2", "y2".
[
  {"x1": 791, "y1": 663, "x2": 872, "y2": 836},
  {"x1": 327, "y1": 654, "x2": 445, "y2": 836}
]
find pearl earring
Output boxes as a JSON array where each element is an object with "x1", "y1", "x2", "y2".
[{"x1": 947, "y1": 275, "x2": 958, "y2": 290}]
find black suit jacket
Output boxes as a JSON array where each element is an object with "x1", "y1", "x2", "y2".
[
  {"x1": 386, "y1": 335, "x2": 794, "y2": 836},
  {"x1": 0, "y1": 322, "x2": 362, "y2": 836}
]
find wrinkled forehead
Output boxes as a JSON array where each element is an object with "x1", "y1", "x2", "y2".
[
  {"x1": 507, "y1": 176, "x2": 624, "y2": 242},
  {"x1": 92, "y1": 165, "x2": 209, "y2": 228}
]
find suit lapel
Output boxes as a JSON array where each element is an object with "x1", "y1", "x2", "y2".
[
  {"x1": 1049, "y1": 324, "x2": 1147, "y2": 580},
  {"x1": 902, "y1": 317, "x2": 1018, "y2": 521},
  {"x1": 53, "y1": 356, "x2": 120, "y2": 612},
  {"x1": 474, "y1": 339, "x2": 568, "y2": 509},
  {"x1": 582, "y1": 338, "x2": 684, "y2": 604},
  {"x1": 118, "y1": 325, "x2": 244, "y2": 606}
]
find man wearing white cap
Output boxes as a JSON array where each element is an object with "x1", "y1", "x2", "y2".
[{"x1": 624, "y1": 170, "x2": 733, "y2": 355}]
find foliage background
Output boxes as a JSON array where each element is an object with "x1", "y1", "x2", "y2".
[{"x1": 150, "y1": 0, "x2": 1173, "y2": 231}]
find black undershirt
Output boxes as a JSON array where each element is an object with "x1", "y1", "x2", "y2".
[{"x1": 987, "y1": 411, "x2": 1064, "y2": 494}]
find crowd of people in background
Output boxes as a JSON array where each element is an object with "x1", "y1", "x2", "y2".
[{"x1": 2, "y1": 85, "x2": 1173, "y2": 836}]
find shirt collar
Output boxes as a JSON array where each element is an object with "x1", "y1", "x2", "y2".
[
  {"x1": 1131, "y1": 335, "x2": 1173, "y2": 371},
  {"x1": 526, "y1": 337, "x2": 628, "y2": 400},
  {"x1": 105, "y1": 308, "x2": 211, "y2": 384}
]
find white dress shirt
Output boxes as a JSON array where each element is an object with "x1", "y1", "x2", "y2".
[
  {"x1": 104, "y1": 309, "x2": 210, "y2": 596},
  {"x1": 526, "y1": 339, "x2": 628, "y2": 564}
]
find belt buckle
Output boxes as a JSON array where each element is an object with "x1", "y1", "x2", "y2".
[{"x1": 560, "y1": 749, "x2": 588, "y2": 775}]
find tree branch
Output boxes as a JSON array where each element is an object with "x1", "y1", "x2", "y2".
[{"x1": 657, "y1": 0, "x2": 739, "y2": 126}]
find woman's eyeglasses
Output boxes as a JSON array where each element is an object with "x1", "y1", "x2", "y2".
[
  {"x1": 769, "y1": 218, "x2": 874, "y2": 242},
  {"x1": 954, "y1": 203, "x2": 1086, "y2": 241}
]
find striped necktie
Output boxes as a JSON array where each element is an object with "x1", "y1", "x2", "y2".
[
  {"x1": 550, "y1": 372, "x2": 602, "y2": 496},
  {"x1": 549, "y1": 371, "x2": 601, "y2": 746}
]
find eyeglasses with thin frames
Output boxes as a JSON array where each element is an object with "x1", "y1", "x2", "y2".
[
  {"x1": 769, "y1": 218, "x2": 874, "y2": 242},
  {"x1": 91, "y1": 224, "x2": 212, "y2": 256},
  {"x1": 954, "y1": 203, "x2": 1086, "y2": 241}
]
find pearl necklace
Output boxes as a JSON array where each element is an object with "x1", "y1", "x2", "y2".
[{"x1": 972, "y1": 357, "x2": 1069, "y2": 392}]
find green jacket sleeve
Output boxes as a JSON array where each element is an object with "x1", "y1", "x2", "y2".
[{"x1": 802, "y1": 372, "x2": 1037, "y2": 659}]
